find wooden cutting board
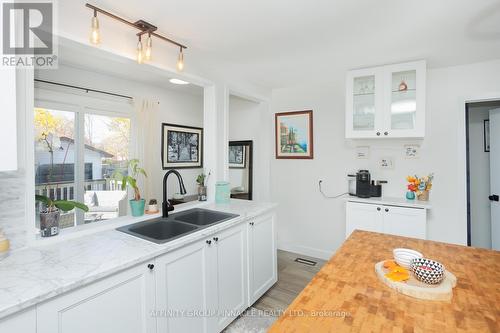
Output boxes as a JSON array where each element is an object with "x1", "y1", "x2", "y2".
[{"x1": 375, "y1": 261, "x2": 457, "y2": 301}]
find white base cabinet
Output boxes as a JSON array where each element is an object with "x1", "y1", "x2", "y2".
[
  {"x1": 37, "y1": 262, "x2": 156, "y2": 333},
  {"x1": 155, "y1": 235, "x2": 216, "y2": 333},
  {"x1": 247, "y1": 213, "x2": 277, "y2": 305},
  {"x1": 346, "y1": 201, "x2": 426, "y2": 239},
  {"x1": 2, "y1": 211, "x2": 277, "y2": 333},
  {"x1": 0, "y1": 308, "x2": 36, "y2": 333}
]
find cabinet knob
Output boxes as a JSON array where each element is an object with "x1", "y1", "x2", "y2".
[
  {"x1": 249, "y1": 222, "x2": 254, "y2": 226},
  {"x1": 377, "y1": 207, "x2": 381, "y2": 211},
  {"x1": 147, "y1": 264, "x2": 154, "y2": 270},
  {"x1": 385, "y1": 208, "x2": 389, "y2": 212},
  {"x1": 384, "y1": 131, "x2": 388, "y2": 136},
  {"x1": 376, "y1": 132, "x2": 381, "y2": 136},
  {"x1": 206, "y1": 240, "x2": 212, "y2": 245},
  {"x1": 213, "y1": 237, "x2": 219, "y2": 242}
]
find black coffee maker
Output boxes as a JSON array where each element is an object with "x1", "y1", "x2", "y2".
[
  {"x1": 348, "y1": 170, "x2": 384, "y2": 198},
  {"x1": 356, "y1": 170, "x2": 371, "y2": 198}
]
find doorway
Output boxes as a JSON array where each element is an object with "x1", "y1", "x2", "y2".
[{"x1": 466, "y1": 100, "x2": 500, "y2": 250}]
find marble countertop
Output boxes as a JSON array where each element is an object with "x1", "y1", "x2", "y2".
[
  {"x1": 0, "y1": 200, "x2": 276, "y2": 319},
  {"x1": 345, "y1": 196, "x2": 432, "y2": 209}
]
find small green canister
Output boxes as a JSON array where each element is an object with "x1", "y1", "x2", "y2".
[{"x1": 215, "y1": 181, "x2": 230, "y2": 204}]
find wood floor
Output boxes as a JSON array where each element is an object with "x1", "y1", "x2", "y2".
[{"x1": 253, "y1": 250, "x2": 327, "y2": 312}]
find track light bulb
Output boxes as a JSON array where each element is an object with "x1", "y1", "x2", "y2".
[
  {"x1": 90, "y1": 10, "x2": 100, "y2": 45},
  {"x1": 177, "y1": 48, "x2": 184, "y2": 71},
  {"x1": 137, "y1": 37, "x2": 144, "y2": 64},
  {"x1": 145, "y1": 34, "x2": 152, "y2": 61}
]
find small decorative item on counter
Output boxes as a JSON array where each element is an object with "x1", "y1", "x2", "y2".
[
  {"x1": 146, "y1": 199, "x2": 159, "y2": 214},
  {"x1": 393, "y1": 248, "x2": 423, "y2": 268},
  {"x1": 398, "y1": 80, "x2": 408, "y2": 91},
  {"x1": 410, "y1": 258, "x2": 445, "y2": 285},
  {"x1": 113, "y1": 159, "x2": 147, "y2": 217},
  {"x1": 406, "y1": 191, "x2": 416, "y2": 200},
  {"x1": 215, "y1": 181, "x2": 230, "y2": 204},
  {"x1": 383, "y1": 260, "x2": 410, "y2": 282},
  {"x1": 406, "y1": 173, "x2": 434, "y2": 201},
  {"x1": 35, "y1": 195, "x2": 89, "y2": 237},
  {"x1": 0, "y1": 229, "x2": 10, "y2": 259},
  {"x1": 196, "y1": 172, "x2": 209, "y2": 201}
]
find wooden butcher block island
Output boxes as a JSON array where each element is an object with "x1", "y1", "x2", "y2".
[{"x1": 268, "y1": 230, "x2": 500, "y2": 333}]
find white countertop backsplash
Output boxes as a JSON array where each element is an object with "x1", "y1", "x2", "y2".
[{"x1": 0, "y1": 199, "x2": 276, "y2": 319}]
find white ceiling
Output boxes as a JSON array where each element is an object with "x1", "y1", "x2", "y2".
[{"x1": 91, "y1": 0, "x2": 500, "y2": 89}]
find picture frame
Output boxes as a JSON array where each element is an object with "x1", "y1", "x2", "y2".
[
  {"x1": 404, "y1": 144, "x2": 420, "y2": 159},
  {"x1": 161, "y1": 123, "x2": 203, "y2": 169},
  {"x1": 484, "y1": 119, "x2": 490, "y2": 152},
  {"x1": 228, "y1": 145, "x2": 246, "y2": 168},
  {"x1": 275, "y1": 110, "x2": 314, "y2": 159}
]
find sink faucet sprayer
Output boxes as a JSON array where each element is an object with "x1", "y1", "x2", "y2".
[{"x1": 162, "y1": 170, "x2": 187, "y2": 218}]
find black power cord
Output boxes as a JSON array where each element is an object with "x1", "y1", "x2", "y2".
[{"x1": 318, "y1": 180, "x2": 348, "y2": 199}]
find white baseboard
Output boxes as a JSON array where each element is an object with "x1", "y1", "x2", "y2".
[{"x1": 277, "y1": 242, "x2": 334, "y2": 261}]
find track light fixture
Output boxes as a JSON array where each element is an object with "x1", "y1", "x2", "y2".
[
  {"x1": 85, "y1": 3, "x2": 187, "y2": 69},
  {"x1": 177, "y1": 47, "x2": 184, "y2": 72},
  {"x1": 137, "y1": 35, "x2": 144, "y2": 64},
  {"x1": 90, "y1": 9, "x2": 100, "y2": 45},
  {"x1": 145, "y1": 32, "x2": 153, "y2": 61}
]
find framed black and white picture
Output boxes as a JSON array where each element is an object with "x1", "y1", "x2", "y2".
[
  {"x1": 228, "y1": 145, "x2": 246, "y2": 168},
  {"x1": 484, "y1": 119, "x2": 490, "y2": 152},
  {"x1": 161, "y1": 123, "x2": 203, "y2": 169}
]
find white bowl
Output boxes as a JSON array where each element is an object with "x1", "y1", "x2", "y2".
[{"x1": 393, "y1": 248, "x2": 423, "y2": 268}]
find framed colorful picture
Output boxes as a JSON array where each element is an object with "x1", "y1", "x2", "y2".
[
  {"x1": 161, "y1": 123, "x2": 203, "y2": 169},
  {"x1": 275, "y1": 110, "x2": 314, "y2": 159}
]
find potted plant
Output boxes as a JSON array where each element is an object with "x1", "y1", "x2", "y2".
[
  {"x1": 113, "y1": 159, "x2": 148, "y2": 217},
  {"x1": 35, "y1": 195, "x2": 89, "y2": 237},
  {"x1": 148, "y1": 199, "x2": 158, "y2": 213},
  {"x1": 196, "y1": 173, "x2": 208, "y2": 201}
]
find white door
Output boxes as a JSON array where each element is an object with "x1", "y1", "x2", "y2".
[
  {"x1": 0, "y1": 308, "x2": 36, "y2": 333},
  {"x1": 345, "y1": 67, "x2": 385, "y2": 138},
  {"x1": 214, "y1": 224, "x2": 248, "y2": 331},
  {"x1": 382, "y1": 206, "x2": 426, "y2": 239},
  {"x1": 155, "y1": 238, "x2": 216, "y2": 333},
  {"x1": 345, "y1": 201, "x2": 383, "y2": 238},
  {"x1": 248, "y1": 213, "x2": 277, "y2": 305},
  {"x1": 37, "y1": 263, "x2": 156, "y2": 333},
  {"x1": 0, "y1": 67, "x2": 17, "y2": 171},
  {"x1": 489, "y1": 108, "x2": 500, "y2": 250}
]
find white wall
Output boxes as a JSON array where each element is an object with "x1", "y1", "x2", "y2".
[
  {"x1": 468, "y1": 105, "x2": 494, "y2": 249},
  {"x1": 228, "y1": 95, "x2": 271, "y2": 201},
  {"x1": 270, "y1": 59, "x2": 500, "y2": 260},
  {"x1": 36, "y1": 64, "x2": 204, "y2": 203}
]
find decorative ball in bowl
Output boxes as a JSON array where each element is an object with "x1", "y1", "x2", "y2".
[
  {"x1": 410, "y1": 258, "x2": 445, "y2": 285},
  {"x1": 393, "y1": 248, "x2": 423, "y2": 268}
]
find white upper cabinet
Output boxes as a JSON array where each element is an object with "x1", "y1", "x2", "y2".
[
  {"x1": 0, "y1": 68, "x2": 17, "y2": 171},
  {"x1": 346, "y1": 60, "x2": 426, "y2": 138}
]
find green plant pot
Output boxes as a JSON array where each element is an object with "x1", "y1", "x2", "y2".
[{"x1": 130, "y1": 199, "x2": 145, "y2": 217}]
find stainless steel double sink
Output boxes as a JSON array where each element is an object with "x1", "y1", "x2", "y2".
[{"x1": 117, "y1": 208, "x2": 239, "y2": 244}]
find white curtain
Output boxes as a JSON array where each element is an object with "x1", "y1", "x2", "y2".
[{"x1": 133, "y1": 98, "x2": 159, "y2": 203}]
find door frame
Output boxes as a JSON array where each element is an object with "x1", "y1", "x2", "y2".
[{"x1": 464, "y1": 99, "x2": 500, "y2": 246}]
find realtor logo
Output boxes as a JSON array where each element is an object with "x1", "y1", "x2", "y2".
[{"x1": 1, "y1": 1, "x2": 57, "y2": 68}]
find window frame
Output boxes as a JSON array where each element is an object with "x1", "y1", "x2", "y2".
[{"x1": 33, "y1": 86, "x2": 134, "y2": 231}]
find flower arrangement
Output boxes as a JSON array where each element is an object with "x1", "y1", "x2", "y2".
[{"x1": 406, "y1": 173, "x2": 434, "y2": 201}]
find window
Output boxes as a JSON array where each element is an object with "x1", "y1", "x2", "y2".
[
  {"x1": 34, "y1": 106, "x2": 131, "y2": 230},
  {"x1": 83, "y1": 114, "x2": 130, "y2": 222}
]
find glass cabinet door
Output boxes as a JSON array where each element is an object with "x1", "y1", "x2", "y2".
[
  {"x1": 352, "y1": 75, "x2": 376, "y2": 131},
  {"x1": 390, "y1": 70, "x2": 417, "y2": 130}
]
